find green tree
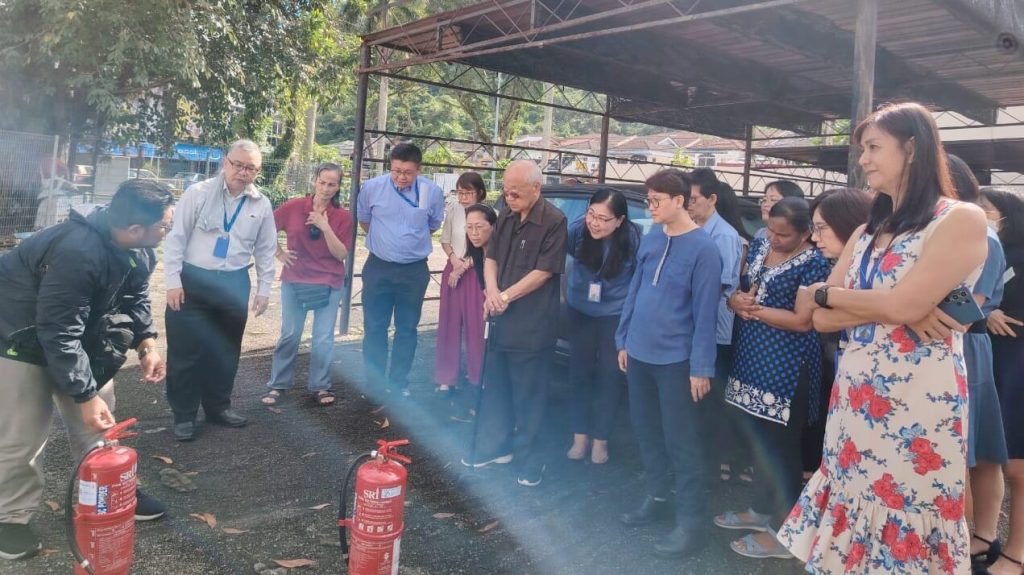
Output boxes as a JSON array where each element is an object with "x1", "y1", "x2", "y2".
[{"x1": 0, "y1": 0, "x2": 353, "y2": 155}]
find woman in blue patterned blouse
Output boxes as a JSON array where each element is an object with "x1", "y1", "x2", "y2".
[{"x1": 714, "y1": 196, "x2": 831, "y2": 559}]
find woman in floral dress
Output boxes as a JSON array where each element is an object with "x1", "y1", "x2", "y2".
[{"x1": 778, "y1": 102, "x2": 989, "y2": 574}]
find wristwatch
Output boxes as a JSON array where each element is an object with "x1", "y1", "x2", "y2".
[
  {"x1": 138, "y1": 346, "x2": 155, "y2": 358},
  {"x1": 499, "y1": 291, "x2": 510, "y2": 304},
  {"x1": 814, "y1": 285, "x2": 832, "y2": 309}
]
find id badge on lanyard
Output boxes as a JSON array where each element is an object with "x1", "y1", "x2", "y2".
[
  {"x1": 587, "y1": 281, "x2": 602, "y2": 303},
  {"x1": 215, "y1": 196, "x2": 247, "y2": 259},
  {"x1": 851, "y1": 244, "x2": 886, "y2": 344}
]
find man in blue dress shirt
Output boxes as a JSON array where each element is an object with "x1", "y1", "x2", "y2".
[{"x1": 357, "y1": 144, "x2": 445, "y2": 395}]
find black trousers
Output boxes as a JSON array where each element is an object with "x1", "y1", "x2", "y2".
[
  {"x1": 567, "y1": 308, "x2": 624, "y2": 440},
  {"x1": 165, "y1": 264, "x2": 250, "y2": 423},
  {"x1": 802, "y1": 354, "x2": 835, "y2": 472},
  {"x1": 704, "y1": 344, "x2": 744, "y2": 473},
  {"x1": 361, "y1": 254, "x2": 430, "y2": 389},
  {"x1": 736, "y1": 365, "x2": 810, "y2": 527},
  {"x1": 627, "y1": 357, "x2": 707, "y2": 529},
  {"x1": 475, "y1": 348, "x2": 552, "y2": 473}
]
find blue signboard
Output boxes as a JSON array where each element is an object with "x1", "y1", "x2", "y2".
[{"x1": 76, "y1": 142, "x2": 222, "y2": 162}]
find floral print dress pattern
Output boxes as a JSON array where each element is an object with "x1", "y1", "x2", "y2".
[{"x1": 778, "y1": 200, "x2": 975, "y2": 574}]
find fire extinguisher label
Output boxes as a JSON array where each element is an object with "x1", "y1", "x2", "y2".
[
  {"x1": 79, "y1": 480, "x2": 98, "y2": 506},
  {"x1": 97, "y1": 485, "x2": 109, "y2": 513},
  {"x1": 380, "y1": 486, "x2": 402, "y2": 499}
]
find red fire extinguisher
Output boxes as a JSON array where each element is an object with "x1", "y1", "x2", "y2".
[
  {"x1": 65, "y1": 418, "x2": 139, "y2": 575},
  {"x1": 338, "y1": 439, "x2": 411, "y2": 575}
]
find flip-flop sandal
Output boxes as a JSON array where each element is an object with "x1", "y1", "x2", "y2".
[
  {"x1": 313, "y1": 390, "x2": 336, "y2": 406},
  {"x1": 261, "y1": 390, "x2": 284, "y2": 405},
  {"x1": 730, "y1": 533, "x2": 793, "y2": 559},
  {"x1": 714, "y1": 509, "x2": 771, "y2": 532}
]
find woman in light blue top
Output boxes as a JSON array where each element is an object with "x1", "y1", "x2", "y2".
[{"x1": 565, "y1": 188, "x2": 641, "y2": 464}]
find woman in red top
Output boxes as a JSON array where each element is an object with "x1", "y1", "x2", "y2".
[{"x1": 263, "y1": 163, "x2": 353, "y2": 406}]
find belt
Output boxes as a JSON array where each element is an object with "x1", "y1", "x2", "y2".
[
  {"x1": 184, "y1": 262, "x2": 252, "y2": 275},
  {"x1": 368, "y1": 253, "x2": 427, "y2": 266}
]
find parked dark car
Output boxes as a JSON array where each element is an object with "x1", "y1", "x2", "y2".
[{"x1": 495, "y1": 182, "x2": 763, "y2": 362}]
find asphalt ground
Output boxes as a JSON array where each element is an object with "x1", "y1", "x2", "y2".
[{"x1": 7, "y1": 330, "x2": 808, "y2": 575}]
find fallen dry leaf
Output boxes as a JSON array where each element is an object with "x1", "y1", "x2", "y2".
[
  {"x1": 222, "y1": 528, "x2": 249, "y2": 534},
  {"x1": 189, "y1": 512, "x2": 217, "y2": 528},
  {"x1": 39, "y1": 548, "x2": 61, "y2": 557},
  {"x1": 45, "y1": 500, "x2": 60, "y2": 512},
  {"x1": 478, "y1": 520, "x2": 500, "y2": 533},
  {"x1": 300, "y1": 452, "x2": 317, "y2": 459},
  {"x1": 309, "y1": 503, "x2": 331, "y2": 510},
  {"x1": 370, "y1": 405, "x2": 386, "y2": 414},
  {"x1": 432, "y1": 513, "x2": 455, "y2": 519},
  {"x1": 151, "y1": 455, "x2": 173, "y2": 465},
  {"x1": 273, "y1": 558, "x2": 317, "y2": 569},
  {"x1": 378, "y1": 417, "x2": 390, "y2": 429}
]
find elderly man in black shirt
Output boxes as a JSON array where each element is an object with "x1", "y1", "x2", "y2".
[{"x1": 461, "y1": 160, "x2": 568, "y2": 487}]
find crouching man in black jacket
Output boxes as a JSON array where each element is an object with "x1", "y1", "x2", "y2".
[{"x1": 0, "y1": 179, "x2": 174, "y2": 561}]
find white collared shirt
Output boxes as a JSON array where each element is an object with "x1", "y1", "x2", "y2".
[{"x1": 163, "y1": 175, "x2": 277, "y2": 297}]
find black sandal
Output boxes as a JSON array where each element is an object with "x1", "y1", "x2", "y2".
[
  {"x1": 982, "y1": 552, "x2": 1023, "y2": 575},
  {"x1": 312, "y1": 390, "x2": 336, "y2": 406},
  {"x1": 261, "y1": 389, "x2": 284, "y2": 406},
  {"x1": 971, "y1": 535, "x2": 1002, "y2": 569}
]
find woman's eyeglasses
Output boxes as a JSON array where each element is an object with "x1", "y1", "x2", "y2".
[{"x1": 586, "y1": 208, "x2": 616, "y2": 224}]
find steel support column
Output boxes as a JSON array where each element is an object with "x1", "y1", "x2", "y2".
[
  {"x1": 742, "y1": 124, "x2": 753, "y2": 195},
  {"x1": 598, "y1": 98, "x2": 611, "y2": 182},
  {"x1": 848, "y1": 0, "x2": 877, "y2": 188},
  {"x1": 340, "y1": 43, "x2": 371, "y2": 335}
]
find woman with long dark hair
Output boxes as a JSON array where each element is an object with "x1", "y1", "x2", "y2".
[
  {"x1": 778, "y1": 102, "x2": 989, "y2": 574},
  {"x1": 435, "y1": 172, "x2": 488, "y2": 392},
  {"x1": 264, "y1": 163, "x2": 353, "y2": 406},
  {"x1": 979, "y1": 187, "x2": 1024, "y2": 575},
  {"x1": 566, "y1": 188, "x2": 641, "y2": 464}
]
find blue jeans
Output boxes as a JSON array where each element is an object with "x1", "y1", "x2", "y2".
[{"x1": 268, "y1": 282, "x2": 344, "y2": 392}]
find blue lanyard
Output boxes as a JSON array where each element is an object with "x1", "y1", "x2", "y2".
[
  {"x1": 391, "y1": 179, "x2": 419, "y2": 208},
  {"x1": 223, "y1": 196, "x2": 247, "y2": 232},
  {"x1": 857, "y1": 242, "x2": 888, "y2": 290}
]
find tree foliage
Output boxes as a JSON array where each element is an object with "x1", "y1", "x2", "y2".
[{"x1": 0, "y1": 0, "x2": 354, "y2": 150}]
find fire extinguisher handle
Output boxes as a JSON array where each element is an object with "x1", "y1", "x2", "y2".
[
  {"x1": 102, "y1": 417, "x2": 139, "y2": 441},
  {"x1": 375, "y1": 438, "x2": 412, "y2": 464}
]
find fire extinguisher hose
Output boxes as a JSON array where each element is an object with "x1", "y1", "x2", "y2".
[
  {"x1": 65, "y1": 441, "x2": 105, "y2": 575},
  {"x1": 338, "y1": 451, "x2": 375, "y2": 556}
]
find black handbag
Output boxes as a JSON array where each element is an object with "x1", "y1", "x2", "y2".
[{"x1": 292, "y1": 283, "x2": 332, "y2": 311}]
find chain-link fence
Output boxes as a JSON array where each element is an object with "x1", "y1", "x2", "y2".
[{"x1": 0, "y1": 130, "x2": 64, "y2": 248}]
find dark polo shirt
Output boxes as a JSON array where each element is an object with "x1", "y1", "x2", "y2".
[{"x1": 486, "y1": 197, "x2": 568, "y2": 352}]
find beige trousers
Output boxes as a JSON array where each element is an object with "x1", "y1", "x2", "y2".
[{"x1": 0, "y1": 356, "x2": 115, "y2": 524}]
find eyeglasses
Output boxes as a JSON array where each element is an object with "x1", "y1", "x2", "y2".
[
  {"x1": 226, "y1": 157, "x2": 261, "y2": 174},
  {"x1": 586, "y1": 208, "x2": 616, "y2": 224},
  {"x1": 465, "y1": 224, "x2": 492, "y2": 233},
  {"x1": 457, "y1": 189, "x2": 478, "y2": 198},
  {"x1": 645, "y1": 195, "x2": 672, "y2": 209},
  {"x1": 758, "y1": 197, "x2": 779, "y2": 206},
  {"x1": 390, "y1": 168, "x2": 418, "y2": 178},
  {"x1": 811, "y1": 222, "x2": 830, "y2": 235},
  {"x1": 504, "y1": 189, "x2": 523, "y2": 200}
]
